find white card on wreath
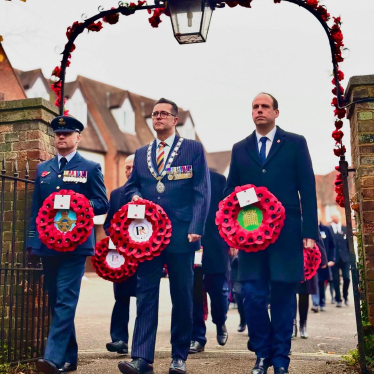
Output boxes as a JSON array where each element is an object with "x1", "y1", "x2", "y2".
[
  {"x1": 108, "y1": 238, "x2": 116, "y2": 250},
  {"x1": 194, "y1": 249, "x2": 203, "y2": 267},
  {"x1": 127, "y1": 204, "x2": 146, "y2": 219},
  {"x1": 236, "y1": 187, "x2": 259, "y2": 208},
  {"x1": 54, "y1": 195, "x2": 71, "y2": 209}
]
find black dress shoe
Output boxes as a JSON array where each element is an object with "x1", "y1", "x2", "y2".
[
  {"x1": 169, "y1": 358, "x2": 186, "y2": 374},
  {"x1": 274, "y1": 367, "x2": 288, "y2": 374},
  {"x1": 106, "y1": 340, "x2": 128, "y2": 354},
  {"x1": 118, "y1": 359, "x2": 154, "y2": 374},
  {"x1": 237, "y1": 323, "x2": 246, "y2": 332},
  {"x1": 189, "y1": 340, "x2": 205, "y2": 354},
  {"x1": 216, "y1": 324, "x2": 228, "y2": 346},
  {"x1": 336, "y1": 301, "x2": 342, "y2": 308},
  {"x1": 59, "y1": 363, "x2": 77, "y2": 372},
  {"x1": 251, "y1": 357, "x2": 272, "y2": 374},
  {"x1": 36, "y1": 359, "x2": 59, "y2": 374}
]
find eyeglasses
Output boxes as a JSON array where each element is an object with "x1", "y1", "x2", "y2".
[{"x1": 151, "y1": 111, "x2": 176, "y2": 119}]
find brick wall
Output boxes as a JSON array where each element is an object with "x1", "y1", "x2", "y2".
[
  {"x1": 0, "y1": 98, "x2": 57, "y2": 362},
  {"x1": 346, "y1": 75, "x2": 374, "y2": 324}
]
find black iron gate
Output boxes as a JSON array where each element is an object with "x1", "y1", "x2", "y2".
[{"x1": 0, "y1": 159, "x2": 50, "y2": 364}]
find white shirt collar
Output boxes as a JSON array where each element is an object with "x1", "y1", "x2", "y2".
[
  {"x1": 156, "y1": 133, "x2": 176, "y2": 149},
  {"x1": 58, "y1": 150, "x2": 77, "y2": 163},
  {"x1": 255, "y1": 126, "x2": 277, "y2": 144}
]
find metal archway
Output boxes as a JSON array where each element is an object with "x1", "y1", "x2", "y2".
[{"x1": 56, "y1": 2, "x2": 374, "y2": 372}]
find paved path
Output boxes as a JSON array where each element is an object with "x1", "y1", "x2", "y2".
[{"x1": 74, "y1": 274, "x2": 359, "y2": 373}]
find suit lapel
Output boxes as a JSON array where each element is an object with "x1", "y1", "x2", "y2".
[
  {"x1": 264, "y1": 126, "x2": 286, "y2": 166},
  {"x1": 245, "y1": 131, "x2": 262, "y2": 166},
  {"x1": 152, "y1": 134, "x2": 180, "y2": 176},
  {"x1": 151, "y1": 140, "x2": 158, "y2": 175},
  {"x1": 166, "y1": 134, "x2": 180, "y2": 165}
]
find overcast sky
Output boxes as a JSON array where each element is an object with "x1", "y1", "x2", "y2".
[{"x1": 1, "y1": 0, "x2": 373, "y2": 174}]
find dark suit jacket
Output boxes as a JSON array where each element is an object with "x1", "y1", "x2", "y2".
[
  {"x1": 224, "y1": 126, "x2": 318, "y2": 283},
  {"x1": 27, "y1": 152, "x2": 109, "y2": 256},
  {"x1": 122, "y1": 134, "x2": 211, "y2": 253},
  {"x1": 330, "y1": 225, "x2": 349, "y2": 263},
  {"x1": 104, "y1": 184, "x2": 137, "y2": 297},
  {"x1": 317, "y1": 224, "x2": 336, "y2": 281},
  {"x1": 201, "y1": 170, "x2": 230, "y2": 275}
]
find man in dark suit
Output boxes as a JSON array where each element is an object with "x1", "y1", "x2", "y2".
[
  {"x1": 189, "y1": 170, "x2": 230, "y2": 354},
  {"x1": 104, "y1": 154, "x2": 136, "y2": 355},
  {"x1": 118, "y1": 98, "x2": 211, "y2": 374},
  {"x1": 311, "y1": 210, "x2": 336, "y2": 312},
  {"x1": 330, "y1": 213, "x2": 350, "y2": 307},
  {"x1": 225, "y1": 93, "x2": 318, "y2": 374},
  {"x1": 27, "y1": 116, "x2": 109, "y2": 374}
]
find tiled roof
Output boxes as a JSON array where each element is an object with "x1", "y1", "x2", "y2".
[
  {"x1": 15, "y1": 68, "x2": 50, "y2": 92},
  {"x1": 0, "y1": 44, "x2": 26, "y2": 101},
  {"x1": 79, "y1": 115, "x2": 106, "y2": 153}
]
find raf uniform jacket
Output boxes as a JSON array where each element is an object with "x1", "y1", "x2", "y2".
[
  {"x1": 201, "y1": 170, "x2": 230, "y2": 275},
  {"x1": 27, "y1": 152, "x2": 109, "y2": 256},
  {"x1": 122, "y1": 134, "x2": 211, "y2": 253},
  {"x1": 225, "y1": 126, "x2": 318, "y2": 283},
  {"x1": 330, "y1": 224, "x2": 349, "y2": 263}
]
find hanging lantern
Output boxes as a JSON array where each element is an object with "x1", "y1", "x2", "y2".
[{"x1": 168, "y1": 0, "x2": 215, "y2": 44}]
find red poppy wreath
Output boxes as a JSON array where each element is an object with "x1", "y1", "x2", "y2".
[
  {"x1": 303, "y1": 244, "x2": 322, "y2": 281},
  {"x1": 215, "y1": 184, "x2": 286, "y2": 252},
  {"x1": 109, "y1": 199, "x2": 172, "y2": 262},
  {"x1": 36, "y1": 189, "x2": 94, "y2": 252},
  {"x1": 91, "y1": 237, "x2": 138, "y2": 282}
]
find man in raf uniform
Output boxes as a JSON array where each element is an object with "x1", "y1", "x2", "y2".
[
  {"x1": 225, "y1": 93, "x2": 318, "y2": 374},
  {"x1": 189, "y1": 169, "x2": 230, "y2": 354},
  {"x1": 104, "y1": 154, "x2": 136, "y2": 355},
  {"x1": 118, "y1": 98, "x2": 210, "y2": 374},
  {"x1": 27, "y1": 116, "x2": 109, "y2": 374}
]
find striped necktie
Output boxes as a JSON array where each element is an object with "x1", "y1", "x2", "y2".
[{"x1": 157, "y1": 142, "x2": 167, "y2": 173}]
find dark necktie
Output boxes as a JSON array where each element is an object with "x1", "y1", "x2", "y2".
[
  {"x1": 259, "y1": 137, "x2": 268, "y2": 165},
  {"x1": 59, "y1": 157, "x2": 68, "y2": 171}
]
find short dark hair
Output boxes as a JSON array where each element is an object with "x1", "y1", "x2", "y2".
[
  {"x1": 154, "y1": 98, "x2": 178, "y2": 116},
  {"x1": 256, "y1": 92, "x2": 279, "y2": 110}
]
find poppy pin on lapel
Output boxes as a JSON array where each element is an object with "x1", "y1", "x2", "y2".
[{"x1": 41, "y1": 171, "x2": 50, "y2": 177}]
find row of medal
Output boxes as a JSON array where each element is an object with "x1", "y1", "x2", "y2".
[
  {"x1": 167, "y1": 165, "x2": 193, "y2": 180},
  {"x1": 63, "y1": 170, "x2": 88, "y2": 183}
]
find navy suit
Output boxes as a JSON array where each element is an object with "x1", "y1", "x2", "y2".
[
  {"x1": 27, "y1": 152, "x2": 109, "y2": 367},
  {"x1": 122, "y1": 134, "x2": 210, "y2": 363},
  {"x1": 104, "y1": 185, "x2": 137, "y2": 344},
  {"x1": 330, "y1": 225, "x2": 350, "y2": 303},
  {"x1": 192, "y1": 171, "x2": 230, "y2": 346},
  {"x1": 225, "y1": 127, "x2": 318, "y2": 370}
]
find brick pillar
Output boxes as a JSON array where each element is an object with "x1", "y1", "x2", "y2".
[
  {"x1": 346, "y1": 75, "x2": 374, "y2": 324},
  {"x1": 0, "y1": 98, "x2": 58, "y2": 362}
]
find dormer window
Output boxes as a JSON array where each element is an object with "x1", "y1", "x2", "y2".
[
  {"x1": 65, "y1": 89, "x2": 87, "y2": 127},
  {"x1": 111, "y1": 97, "x2": 135, "y2": 134},
  {"x1": 178, "y1": 116, "x2": 196, "y2": 140},
  {"x1": 25, "y1": 77, "x2": 50, "y2": 100}
]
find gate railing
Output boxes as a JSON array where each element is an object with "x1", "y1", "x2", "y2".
[{"x1": 0, "y1": 159, "x2": 50, "y2": 364}]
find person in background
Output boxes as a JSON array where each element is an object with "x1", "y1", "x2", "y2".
[
  {"x1": 293, "y1": 231, "x2": 327, "y2": 339},
  {"x1": 311, "y1": 210, "x2": 336, "y2": 312},
  {"x1": 330, "y1": 212, "x2": 351, "y2": 307},
  {"x1": 189, "y1": 170, "x2": 230, "y2": 354},
  {"x1": 104, "y1": 155, "x2": 136, "y2": 356},
  {"x1": 230, "y1": 248, "x2": 246, "y2": 333}
]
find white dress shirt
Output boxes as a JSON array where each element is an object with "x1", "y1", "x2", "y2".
[
  {"x1": 58, "y1": 150, "x2": 77, "y2": 169},
  {"x1": 156, "y1": 133, "x2": 176, "y2": 168},
  {"x1": 331, "y1": 222, "x2": 342, "y2": 234},
  {"x1": 255, "y1": 126, "x2": 277, "y2": 157}
]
